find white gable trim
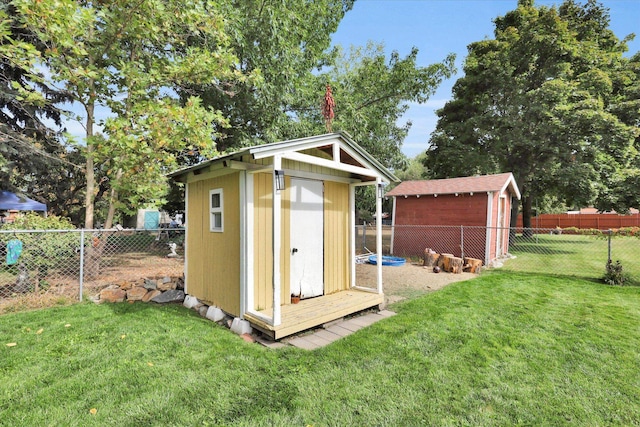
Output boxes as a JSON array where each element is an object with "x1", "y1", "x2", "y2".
[
  {"x1": 281, "y1": 151, "x2": 383, "y2": 179},
  {"x1": 500, "y1": 173, "x2": 521, "y2": 200}
]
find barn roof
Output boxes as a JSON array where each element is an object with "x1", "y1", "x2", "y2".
[{"x1": 386, "y1": 173, "x2": 521, "y2": 199}]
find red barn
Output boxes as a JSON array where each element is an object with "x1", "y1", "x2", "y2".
[{"x1": 386, "y1": 173, "x2": 521, "y2": 265}]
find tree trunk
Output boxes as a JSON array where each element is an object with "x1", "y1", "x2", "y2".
[
  {"x1": 449, "y1": 256, "x2": 464, "y2": 274},
  {"x1": 83, "y1": 87, "x2": 100, "y2": 278},
  {"x1": 440, "y1": 253, "x2": 454, "y2": 271},
  {"x1": 464, "y1": 257, "x2": 483, "y2": 273},
  {"x1": 84, "y1": 99, "x2": 95, "y2": 230},
  {"x1": 104, "y1": 169, "x2": 123, "y2": 230},
  {"x1": 509, "y1": 196, "x2": 519, "y2": 243},
  {"x1": 522, "y1": 196, "x2": 533, "y2": 238},
  {"x1": 423, "y1": 248, "x2": 439, "y2": 267}
]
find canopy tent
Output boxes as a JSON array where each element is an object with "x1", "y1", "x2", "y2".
[{"x1": 0, "y1": 191, "x2": 47, "y2": 212}]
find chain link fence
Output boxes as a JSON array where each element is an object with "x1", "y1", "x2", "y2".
[
  {"x1": 0, "y1": 228, "x2": 185, "y2": 302},
  {"x1": 356, "y1": 224, "x2": 640, "y2": 285},
  {"x1": 3, "y1": 224, "x2": 637, "y2": 307}
]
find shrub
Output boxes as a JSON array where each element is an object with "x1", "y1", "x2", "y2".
[
  {"x1": 603, "y1": 260, "x2": 629, "y2": 286},
  {"x1": 2, "y1": 213, "x2": 78, "y2": 287}
]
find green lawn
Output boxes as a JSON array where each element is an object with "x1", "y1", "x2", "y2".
[
  {"x1": 1, "y1": 271, "x2": 639, "y2": 425},
  {"x1": 506, "y1": 233, "x2": 640, "y2": 284}
]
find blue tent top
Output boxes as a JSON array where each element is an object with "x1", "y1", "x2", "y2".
[{"x1": 0, "y1": 191, "x2": 47, "y2": 212}]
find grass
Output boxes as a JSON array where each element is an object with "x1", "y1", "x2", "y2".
[
  {"x1": 1, "y1": 271, "x2": 640, "y2": 425},
  {"x1": 506, "y1": 233, "x2": 640, "y2": 284}
]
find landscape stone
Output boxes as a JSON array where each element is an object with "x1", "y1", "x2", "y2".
[
  {"x1": 162, "y1": 276, "x2": 171, "y2": 283},
  {"x1": 142, "y1": 289, "x2": 162, "y2": 302},
  {"x1": 176, "y1": 277, "x2": 185, "y2": 290},
  {"x1": 197, "y1": 305, "x2": 209, "y2": 317},
  {"x1": 120, "y1": 281, "x2": 134, "y2": 290},
  {"x1": 151, "y1": 289, "x2": 185, "y2": 304},
  {"x1": 100, "y1": 288, "x2": 126, "y2": 303},
  {"x1": 157, "y1": 280, "x2": 176, "y2": 292},
  {"x1": 143, "y1": 279, "x2": 157, "y2": 290},
  {"x1": 183, "y1": 295, "x2": 199, "y2": 309},
  {"x1": 126, "y1": 286, "x2": 148, "y2": 301}
]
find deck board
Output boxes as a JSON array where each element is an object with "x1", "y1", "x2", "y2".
[{"x1": 244, "y1": 289, "x2": 383, "y2": 339}]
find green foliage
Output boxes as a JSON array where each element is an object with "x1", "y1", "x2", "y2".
[
  {"x1": 0, "y1": 2, "x2": 76, "y2": 210},
  {"x1": 275, "y1": 42, "x2": 456, "y2": 170},
  {"x1": 3, "y1": 213, "x2": 77, "y2": 278},
  {"x1": 13, "y1": 0, "x2": 252, "y2": 227},
  {"x1": 192, "y1": 0, "x2": 356, "y2": 151},
  {"x1": 426, "y1": 0, "x2": 640, "y2": 227},
  {"x1": 603, "y1": 259, "x2": 629, "y2": 286},
  {"x1": 393, "y1": 152, "x2": 429, "y2": 182}
]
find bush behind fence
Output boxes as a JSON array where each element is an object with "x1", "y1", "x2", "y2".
[
  {"x1": 356, "y1": 224, "x2": 640, "y2": 285},
  {"x1": 0, "y1": 228, "x2": 185, "y2": 301}
]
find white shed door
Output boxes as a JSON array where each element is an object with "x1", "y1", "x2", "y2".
[{"x1": 290, "y1": 178, "x2": 324, "y2": 299}]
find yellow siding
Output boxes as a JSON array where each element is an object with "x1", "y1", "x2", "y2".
[
  {"x1": 324, "y1": 181, "x2": 350, "y2": 293},
  {"x1": 186, "y1": 173, "x2": 241, "y2": 316},
  {"x1": 253, "y1": 173, "x2": 291, "y2": 311}
]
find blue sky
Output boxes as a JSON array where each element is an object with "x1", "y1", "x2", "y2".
[{"x1": 330, "y1": 0, "x2": 640, "y2": 158}]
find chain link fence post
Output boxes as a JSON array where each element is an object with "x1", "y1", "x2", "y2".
[
  {"x1": 79, "y1": 229, "x2": 85, "y2": 302},
  {"x1": 608, "y1": 228, "x2": 612, "y2": 263}
]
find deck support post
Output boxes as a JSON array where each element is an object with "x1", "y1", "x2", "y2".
[
  {"x1": 272, "y1": 156, "x2": 282, "y2": 326},
  {"x1": 375, "y1": 178, "x2": 383, "y2": 294}
]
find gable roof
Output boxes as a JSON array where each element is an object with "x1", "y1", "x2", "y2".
[
  {"x1": 169, "y1": 132, "x2": 399, "y2": 183},
  {"x1": 386, "y1": 173, "x2": 521, "y2": 199}
]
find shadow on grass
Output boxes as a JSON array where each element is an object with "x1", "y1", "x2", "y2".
[
  {"x1": 513, "y1": 235, "x2": 601, "y2": 245},
  {"x1": 493, "y1": 268, "x2": 640, "y2": 288},
  {"x1": 509, "y1": 245, "x2": 577, "y2": 255}
]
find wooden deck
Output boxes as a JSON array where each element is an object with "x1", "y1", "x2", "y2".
[{"x1": 243, "y1": 289, "x2": 384, "y2": 340}]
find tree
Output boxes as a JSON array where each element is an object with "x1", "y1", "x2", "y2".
[
  {"x1": 185, "y1": 0, "x2": 355, "y2": 152},
  {"x1": 259, "y1": 42, "x2": 455, "y2": 218},
  {"x1": 14, "y1": 0, "x2": 250, "y2": 229},
  {"x1": 394, "y1": 152, "x2": 430, "y2": 182},
  {"x1": 425, "y1": 0, "x2": 639, "y2": 228},
  {"x1": 281, "y1": 43, "x2": 456, "y2": 170},
  {"x1": 0, "y1": 2, "x2": 75, "y2": 205}
]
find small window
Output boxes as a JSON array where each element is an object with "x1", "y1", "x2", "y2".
[{"x1": 209, "y1": 188, "x2": 223, "y2": 232}]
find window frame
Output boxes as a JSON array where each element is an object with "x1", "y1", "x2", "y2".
[{"x1": 209, "y1": 188, "x2": 224, "y2": 232}]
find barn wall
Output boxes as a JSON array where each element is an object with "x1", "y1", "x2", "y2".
[
  {"x1": 394, "y1": 194, "x2": 488, "y2": 226},
  {"x1": 324, "y1": 181, "x2": 350, "y2": 294},
  {"x1": 186, "y1": 173, "x2": 241, "y2": 316},
  {"x1": 392, "y1": 194, "x2": 489, "y2": 259}
]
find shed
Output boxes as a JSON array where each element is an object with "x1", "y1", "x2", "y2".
[
  {"x1": 169, "y1": 133, "x2": 398, "y2": 339},
  {"x1": 386, "y1": 173, "x2": 521, "y2": 265}
]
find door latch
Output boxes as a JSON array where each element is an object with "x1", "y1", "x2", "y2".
[{"x1": 292, "y1": 248, "x2": 298, "y2": 254}]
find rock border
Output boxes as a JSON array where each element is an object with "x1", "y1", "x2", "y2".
[{"x1": 93, "y1": 277, "x2": 254, "y2": 341}]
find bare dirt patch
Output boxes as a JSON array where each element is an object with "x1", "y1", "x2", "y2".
[
  {"x1": 356, "y1": 261, "x2": 477, "y2": 305},
  {"x1": 0, "y1": 254, "x2": 184, "y2": 314}
]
